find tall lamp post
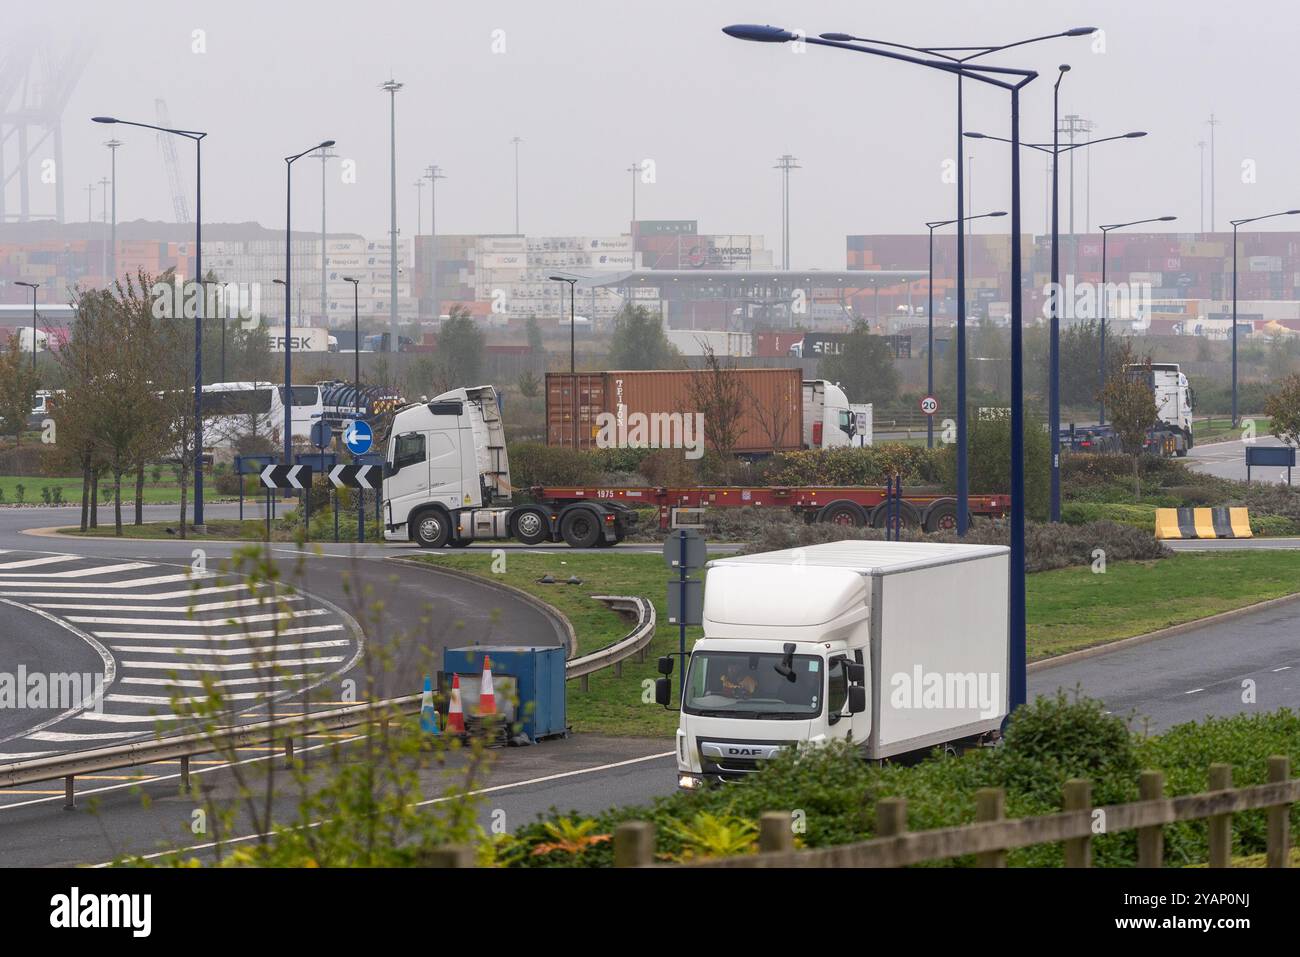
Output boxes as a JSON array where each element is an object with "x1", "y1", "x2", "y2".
[
  {"x1": 342, "y1": 276, "x2": 363, "y2": 543},
  {"x1": 724, "y1": 22, "x2": 1038, "y2": 713},
  {"x1": 425, "y1": 165, "x2": 446, "y2": 319},
  {"x1": 551, "y1": 274, "x2": 580, "y2": 449},
  {"x1": 1098, "y1": 215, "x2": 1177, "y2": 423},
  {"x1": 1230, "y1": 209, "x2": 1300, "y2": 427},
  {"x1": 283, "y1": 140, "x2": 337, "y2": 467},
  {"x1": 92, "y1": 115, "x2": 207, "y2": 527},
  {"x1": 104, "y1": 138, "x2": 122, "y2": 284},
  {"x1": 15, "y1": 281, "x2": 39, "y2": 371},
  {"x1": 925, "y1": 210, "x2": 1006, "y2": 449},
  {"x1": 818, "y1": 25, "x2": 1095, "y2": 536},
  {"x1": 966, "y1": 116, "x2": 1147, "y2": 523}
]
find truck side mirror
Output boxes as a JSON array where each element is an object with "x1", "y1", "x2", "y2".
[
  {"x1": 654, "y1": 677, "x2": 672, "y2": 708},
  {"x1": 845, "y1": 662, "x2": 865, "y2": 685},
  {"x1": 847, "y1": 686, "x2": 867, "y2": 715},
  {"x1": 657, "y1": 655, "x2": 674, "y2": 676}
]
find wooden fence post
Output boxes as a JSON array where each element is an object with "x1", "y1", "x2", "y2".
[
  {"x1": 758, "y1": 811, "x2": 793, "y2": 854},
  {"x1": 1267, "y1": 756, "x2": 1291, "y2": 869},
  {"x1": 1137, "y1": 770, "x2": 1164, "y2": 867},
  {"x1": 1208, "y1": 763, "x2": 1233, "y2": 868},
  {"x1": 421, "y1": 845, "x2": 475, "y2": 867},
  {"x1": 614, "y1": 820, "x2": 655, "y2": 867},
  {"x1": 1063, "y1": 778, "x2": 1092, "y2": 868},
  {"x1": 974, "y1": 787, "x2": 1006, "y2": 868},
  {"x1": 876, "y1": 796, "x2": 907, "y2": 866}
]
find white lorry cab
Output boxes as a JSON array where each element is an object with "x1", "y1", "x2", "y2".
[
  {"x1": 382, "y1": 385, "x2": 637, "y2": 547},
  {"x1": 657, "y1": 540, "x2": 1010, "y2": 789},
  {"x1": 1125, "y1": 362, "x2": 1194, "y2": 455},
  {"x1": 803, "y1": 380, "x2": 872, "y2": 448}
]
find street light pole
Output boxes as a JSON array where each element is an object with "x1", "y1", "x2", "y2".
[
  {"x1": 92, "y1": 115, "x2": 207, "y2": 527},
  {"x1": 966, "y1": 123, "x2": 1147, "y2": 523},
  {"x1": 724, "y1": 23, "x2": 1041, "y2": 712},
  {"x1": 383, "y1": 80, "x2": 403, "y2": 354},
  {"x1": 512, "y1": 136, "x2": 523, "y2": 234},
  {"x1": 926, "y1": 210, "x2": 1007, "y2": 451},
  {"x1": 1229, "y1": 209, "x2": 1300, "y2": 427},
  {"x1": 425, "y1": 165, "x2": 446, "y2": 319},
  {"x1": 283, "y1": 140, "x2": 338, "y2": 470},
  {"x1": 105, "y1": 138, "x2": 122, "y2": 285},
  {"x1": 15, "y1": 281, "x2": 38, "y2": 371},
  {"x1": 1098, "y1": 216, "x2": 1177, "y2": 424},
  {"x1": 343, "y1": 276, "x2": 362, "y2": 543},
  {"x1": 551, "y1": 274, "x2": 580, "y2": 449}
]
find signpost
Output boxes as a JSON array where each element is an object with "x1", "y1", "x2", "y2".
[
  {"x1": 328, "y1": 463, "x2": 383, "y2": 543},
  {"x1": 920, "y1": 394, "x2": 939, "y2": 417},
  {"x1": 1246, "y1": 445, "x2": 1295, "y2": 485},
  {"x1": 260, "y1": 464, "x2": 314, "y2": 540},
  {"x1": 234, "y1": 454, "x2": 277, "y2": 522},
  {"x1": 663, "y1": 528, "x2": 706, "y2": 695},
  {"x1": 355, "y1": 451, "x2": 386, "y2": 542}
]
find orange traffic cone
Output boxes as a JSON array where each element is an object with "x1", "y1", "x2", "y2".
[
  {"x1": 478, "y1": 655, "x2": 497, "y2": 716},
  {"x1": 446, "y1": 674, "x2": 465, "y2": 733}
]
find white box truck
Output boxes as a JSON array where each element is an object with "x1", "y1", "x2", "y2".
[{"x1": 656, "y1": 540, "x2": 1009, "y2": 789}]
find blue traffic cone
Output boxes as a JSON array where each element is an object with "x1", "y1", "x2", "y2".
[{"x1": 420, "y1": 674, "x2": 440, "y2": 734}]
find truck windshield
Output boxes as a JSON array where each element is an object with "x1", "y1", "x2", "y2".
[{"x1": 683, "y1": 651, "x2": 823, "y2": 719}]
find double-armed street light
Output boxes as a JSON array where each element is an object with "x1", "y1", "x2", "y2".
[
  {"x1": 1097, "y1": 216, "x2": 1177, "y2": 424},
  {"x1": 283, "y1": 139, "x2": 337, "y2": 467},
  {"x1": 92, "y1": 115, "x2": 208, "y2": 526},
  {"x1": 925, "y1": 211, "x2": 1007, "y2": 449},
  {"x1": 966, "y1": 75, "x2": 1147, "y2": 522},
  {"x1": 723, "y1": 22, "x2": 1048, "y2": 714},
  {"x1": 1229, "y1": 209, "x2": 1300, "y2": 427}
]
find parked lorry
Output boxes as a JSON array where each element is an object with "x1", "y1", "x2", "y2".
[
  {"x1": 382, "y1": 385, "x2": 638, "y2": 547},
  {"x1": 317, "y1": 380, "x2": 406, "y2": 433},
  {"x1": 545, "y1": 370, "x2": 870, "y2": 454},
  {"x1": 1126, "y1": 361, "x2": 1194, "y2": 456},
  {"x1": 656, "y1": 540, "x2": 1010, "y2": 788},
  {"x1": 384, "y1": 384, "x2": 1006, "y2": 547}
]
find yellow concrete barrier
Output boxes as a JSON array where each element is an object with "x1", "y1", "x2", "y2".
[{"x1": 1155, "y1": 507, "x2": 1252, "y2": 539}]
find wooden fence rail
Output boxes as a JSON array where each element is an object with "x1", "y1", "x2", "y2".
[{"x1": 607, "y1": 756, "x2": 1296, "y2": 869}]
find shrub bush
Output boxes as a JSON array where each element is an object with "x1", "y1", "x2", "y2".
[
  {"x1": 766, "y1": 444, "x2": 946, "y2": 488},
  {"x1": 508, "y1": 442, "x2": 602, "y2": 490},
  {"x1": 505, "y1": 697, "x2": 1300, "y2": 868}
]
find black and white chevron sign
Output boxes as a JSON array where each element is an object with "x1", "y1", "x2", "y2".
[
  {"x1": 328, "y1": 464, "x2": 381, "y2": 489},
  {"x1": 260, "y1": 464, "x2": 313, "y2": 489}
]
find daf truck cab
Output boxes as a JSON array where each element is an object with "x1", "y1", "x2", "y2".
[
  {"x1": 657, "y1": 541, "x2": 1009, "y2": 789},
  {"x1": 1125, "y1": 362, "x2": 1194, "y2": 456}
]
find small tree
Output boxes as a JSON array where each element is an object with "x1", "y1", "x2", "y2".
[
  {"x1": 686, "y1": 346, "x2": 747, "y2": 482},
  {"x1": 607, "y1": 304, "x2": 678, "y2": 370},
  {"x1": 1264, "y1": 372, "x2": 1300, "y2": 447},
  {"x1": 429, "y1": 305, "x2": 485, "y2": 392},
  {"x1": 1099, "y1": 342, "x2": 1160, "y2": 500},
  {"x1": 0, "y1": 331, "x2": 40, "y2": 450},
  {"x1": 818, "y1": 321, "x2": 900, "y2": 405}
]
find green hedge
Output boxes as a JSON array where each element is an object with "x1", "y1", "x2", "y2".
[{"x1": 502, "y1": 695, "x2": 1300, "y2": 868}]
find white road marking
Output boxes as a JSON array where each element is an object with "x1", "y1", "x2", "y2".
[
  {"x1": 29, "y1": 729, "x2": 151, "y2": 742},
  {"x1": 33, "y1": 595, "x2": 302, "y2": 612},
  {"x1": 0, "y1": 555, "x2": 80, "y2": 570},
  {"x1": 121, "y1": 674, "x2": 322, "y2": 688},
  {"x1": 68, "y1": 609, "x2": 329, "y2": 627},
  {"x1": 1185, "y1": 688, "x2": 1204, "y2": 694},
  {"x1": 0, "y1": 573, "x2": 207, "y2": 590},
  {"x1": 93, "y1": 624, "x2": 343, "y2": 641},
  {"x1": 5, "y1": 584, "x2": 249, "y2": 600},
  {"x1": 1272, "y1": 666, "x2": 1292, "y2": 673},
  {"x1": 108, "y1": 639, "x2": 350, "y2": 656},
  {"x1": 105, "y1": 692, "x2": 266, "y2": 706},
  {"x1": 0, "y1": 561, "x2": 155, "y2": 579},
  {"x1": 71, "y1": 711, "x2": 179, "y2": 724},
  {"x1": 121, "y1": 656, "x2": 346, "y2": 672}
]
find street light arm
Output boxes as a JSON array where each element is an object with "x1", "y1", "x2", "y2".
[
  {"x1": 286, "y1": 140, "x2": 337, "y2": 164},
  {"x1": 1100, "y1": 216, "x2": 1177, "y2": 232},
  {"x1": 1230, "y1": 209, "x2": 1300, "y2": 227},
  {"x1": 925, "y1": 210, "x2": 1008, "y2": 229},
  {"x1": 964, "y1": 131, "x2": 1055, "y2": 154},
  {"x1": 93, "y1": 117, "x2": 206, "y2": 140},
  {"x1": 1054, "y1": 131, "x2": 1147, "y2": 154}
]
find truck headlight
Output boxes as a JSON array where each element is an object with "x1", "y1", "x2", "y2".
[{"x1": 678, "y1": 773, "x2": 702, "y2": 790}]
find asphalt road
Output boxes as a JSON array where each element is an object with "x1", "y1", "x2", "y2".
[
  {"x1": 1186, "y1": 434, "x2": 1293, "y2": 484},
  {"x1": 2, "y1": 501, "x2": 1299, "y2": 864}
]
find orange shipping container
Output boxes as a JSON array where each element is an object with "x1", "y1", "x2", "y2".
[{"x1": 545, "y1": 368, "x2": 803, "y2": 455}]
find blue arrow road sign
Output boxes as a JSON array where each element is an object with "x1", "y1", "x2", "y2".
[{"x1": 344, "y1": 419, "x2": 373, "y2": 456}]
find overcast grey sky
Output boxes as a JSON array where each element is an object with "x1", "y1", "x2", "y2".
[{"x1": 8, "y1": 0, "x2": 1299, "y2": 267}]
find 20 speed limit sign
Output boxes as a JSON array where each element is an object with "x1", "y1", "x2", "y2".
[{"x1": 920, "y1": 395, "x2": 939, "y2": 416}]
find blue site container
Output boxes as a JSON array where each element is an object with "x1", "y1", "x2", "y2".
[{"x1": 441, "y1": 645, "x2": 568, "y2": 743}]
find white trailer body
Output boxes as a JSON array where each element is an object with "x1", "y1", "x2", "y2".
[{"x1": 668, "y1": 540, "x2": 1009, "y2": 788}]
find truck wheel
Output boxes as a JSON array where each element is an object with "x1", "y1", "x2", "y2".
[
  {"x1": 819, "y1": 501, "x2": 866, "y2": 527},
  {"x1": 560, "y1": 508, "x2": 601, "y2": 548},
  {"x1": 923, "y1": 499, "x2": 958, "y2": 533},
  {"x1": 412, "y1": 509, "x2": 450, "y2": 549},
  {"x1": 511, "y1": 509, "x2": 550, "y2": 545},
  {"x1": 872, "y1": 501, "x2": 920, "y2": 533}
]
